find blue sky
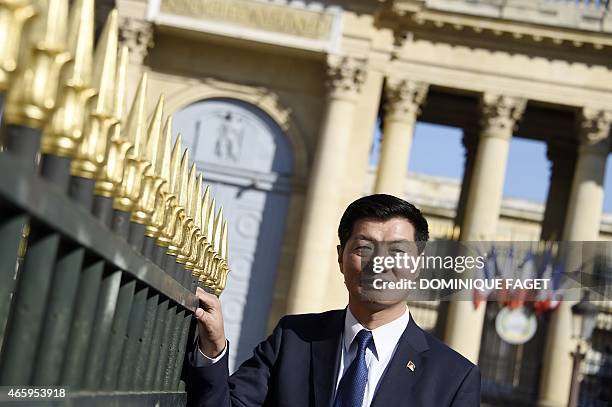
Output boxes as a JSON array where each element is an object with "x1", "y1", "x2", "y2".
[{"x1": 370, "y1": 122, "x2": 612, "y2": 213}]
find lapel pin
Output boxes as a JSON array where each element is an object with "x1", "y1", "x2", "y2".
[{"x1": 406, "y1": 361, "x2": 416, "y2": 372}]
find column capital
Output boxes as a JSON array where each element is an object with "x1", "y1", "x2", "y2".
[
  {"x1": 325, "y1": 55, "x2": 367, "y2": 100},
  {"x1": 383, "y1": 78, "x2": 428, "y2": 122},
  {"x1": 119, "y1": 17, "x2": 154, "y2": 65},
  {"x1": 578, "y1": 108, "x2": 612, "y2": 156},
  {"x1": 479, "y1": 93, "x2": 527, "y2": 139}
]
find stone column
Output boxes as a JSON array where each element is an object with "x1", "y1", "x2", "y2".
[
  {"x1": 540, "y1": 142, "x2": 577, "y2": 242},
  {"x1": 454, "y1": 130, "x2": 479, "y2": 230},
  {"x1": 286, "y1": 55, "x2": 366, "y2": 314},
  {"x1": 374, "y1": 79, "x2": 428, "y2": 196},
  {"x1": 119, "y1": 17, "x2": 154, "y2": 102},
  {"x1": 444, "y1": 94, "x2": 526, "y2": 363},
  {"x1": 562, "y1": 109, "x2": 612, "y2": 241},
  {"x1": 539, "y1": 108, "x2": 611, "y2": 407}
]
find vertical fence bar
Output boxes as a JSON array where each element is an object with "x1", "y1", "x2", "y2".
[
  {"x1": 69, "y1": 176, "x2": 96, "y2": 213},
  {"x1": 128, "y1": 222, "x2": 146, "y2": 253},
  {"x1": 3, "y1": 126, "x2": 41, "y2": 166},
  {"x1": 101, "y1": 277, "x2": 136, "y2": 390},
  {"x1": 0, "y1": 229, "x2": 60, "y2": 384},
  {"x1": 164, "y1": 253, "x2": 178, "y2": 280},
  {"x1": 116, "y1": 284, "x2": 148, "y2": 390},
  {"x1": 143, "y1": 298, "x2": 169, "y2": 389},
  {"x1": 172, "y1": 312, "x2": 194, "y2": 390},
  {"x1": 154, "y1": 245, "x2": 166, "y2": 268},
  {"x1": 142, "y1": 236, "x2": 157, "y2": 260},
  {"x1": 131, "y1": 293, "x2": 160, "y2": 389},
  {"x1": 175, "y1": 263, "x2": 186, "y2": 288},
  {"x1": 39, "y1": 155, "x2": 72, "y2": 192},
  {"x1": 32, "y1": 245, "x2": 85, "y2": 384},
  {"x1": 60, "y1": 259, "x2": 104, "y2": 387},
  {"x1": 154, "y1": 303, "x2": 177, "y2": 390},
  {"x1": 111, "y1": 210, "x2": 131, "y2": 240},
  {"x1": 164, "y1": 308, "x2": 185, "y2": 389},
  {"x1": 82, "y1": 268, "x2": 121, "y2": 390},
  {"x1": 0, "y1": 213, "x2": 28, "y2": 350},
  {"x1": 94, "y1": 201, "x2": 140, "y2": 389},
  {"x1": 92, "y1": 196, "x2": 115, "y2": 228},
  {"x1": 183, "y1": 269, "x2": 194, "y2": 290}
]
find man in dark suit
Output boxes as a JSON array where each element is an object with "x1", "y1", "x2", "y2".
[{"x1": 188, "y1": 194, "x2": 480, "y2": 406}]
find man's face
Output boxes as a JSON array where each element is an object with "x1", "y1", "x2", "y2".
[{"x1": 338, "y1": 216, "x2": 419, "y2": 310}]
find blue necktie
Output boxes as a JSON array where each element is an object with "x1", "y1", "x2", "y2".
[{"x1": 334, "y1": 329, "x2": 375, "y2": 407}]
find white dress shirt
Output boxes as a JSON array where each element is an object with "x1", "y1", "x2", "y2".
[
  {"x1": 195, "y1": 340, "x2": 227, "y2": 366},
  {"x1": 334, "y1": 306, "x2": 410, "y2": 407}
]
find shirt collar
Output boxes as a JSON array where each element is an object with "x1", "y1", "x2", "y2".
[{"x1": 343, "y1": 305, "x2": 410, "y2": 361}]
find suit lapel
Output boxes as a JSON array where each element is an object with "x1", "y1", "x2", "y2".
[
  {"x1": 311, "y1": 310, "x2": 345, "y2": 407},
  {"x1": 371, "y1": 314, "x2": 430, "y2": 407}
]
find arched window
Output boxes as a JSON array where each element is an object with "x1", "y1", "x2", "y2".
[{"x1": 174, "y1": 98, "x2": 294, "y2": 371}]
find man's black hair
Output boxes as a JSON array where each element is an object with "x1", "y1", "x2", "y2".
[{"x1": 338, "y1": 194, "x2": 429, "y2": 252}]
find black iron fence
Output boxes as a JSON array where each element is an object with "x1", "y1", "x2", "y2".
[
  {"x1": 0, "y1": 0, "x2": 229, "y2": 404},
  {"x1": 579, "y1": 256, "x2": 612, "y2": 407},
  {"x1": 478, "y1": 248, "x2": 612, "y2": 407},
  {"x1": 479, "y1": 302, "x2": 550, "y2": 407}
]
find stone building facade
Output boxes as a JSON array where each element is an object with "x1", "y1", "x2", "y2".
[{"x1": 109, "y1": 0, "x2": 612, "y2": 405}]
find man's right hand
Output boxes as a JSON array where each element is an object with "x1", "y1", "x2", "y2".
[{"x1": 194, "y1": 287, "x2": 227, "y2": 358}]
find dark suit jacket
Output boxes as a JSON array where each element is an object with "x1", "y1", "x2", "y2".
[{"x1": 187, "y1": 309, "x2": 481, "y2": 407}]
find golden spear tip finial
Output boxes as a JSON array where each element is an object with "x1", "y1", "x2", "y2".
[
  {"x1": 39, "y1": 0, "x2": 95, "y2": 158},
  {"x1": 217, "y1": 206, "x2": 224, "y2": 221},
  {"x1": 181, "y1": 148, "x2": 190, "y2": 165},
  {"x1": 66, "y1": 0, "x2": 94, "y2": 86},
  {"x1": 159, "y1": 116, "x2": 173, "y2": 182},
  {"x1": 112, "y1": 45, "x2": 129, "y2": 122},
  {"x1": 0, "y1": 0, "x2": 35, "y2": 92},
  {"x1": 146, "y1": 94, "x2": 165, "y2": 169},
  {"x1": 42, "y1": 0, "x2": 70, "y2": 46},
  {"x1": 91, "y1": 8, "x2": 118, "y2": 116},
  {"x1": 178, "y1": 149, "x2": 190, "y2": 208},
  {"x1": 221, "y1": 220, "x2": 228, "y2": 262},
  {"x1": 123, "y1": 73, "x2": 148, "y2": 156},
  {"x1": 194, "y1": 174, "x2": 204, "y2": 227},
  {"x1": 107, "y1": 45, "x2": 129, "y2": 144},
  {"x1": 213, "y1": 206, "x2": 224, "y2": 253},
  {"x1": 168, "y1": 133, "x2": 183, "y2": 194},
  {"x1": 186, "y1": 163, "x2": 197, "y2": 217},
  {"x1": 201, "y1": 186, "x2": 211, "y2": 234},
  {"x1": 3, "y1": 0, "x2": 70, "y2": 128},
  {"x1": 207, "y1": 198, "x2": 216, "y2": 242}
]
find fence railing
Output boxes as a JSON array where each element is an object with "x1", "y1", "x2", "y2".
[{"x1": 0, "y1": 0, "x2": 230, "y2": 404}]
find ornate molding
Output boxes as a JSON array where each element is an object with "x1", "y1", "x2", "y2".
[
  {"x1": 384, "y1": 0, "x2": 426, "y2": 17},
  {"x1": 383, "y1": 78, "x2": 428, "y2": 121},
  {"x1": 325, "y1": 55, "x2": 368, "y2": 99},
  {"x1": 578, "y1": 108, "x2": 612, "y2": 156},
  {"x1": 158, "y1": 0, "x2": 336, "y2": 42},
  {"x1": 119, "y1": 17, "x2": 154, "y2": 64},
  {"x1": 479, "y1": 94, "x2": 527, "y2": 138},
  {"x1": 381, "y1": 0, "x2": 612, "y2": 51}
]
